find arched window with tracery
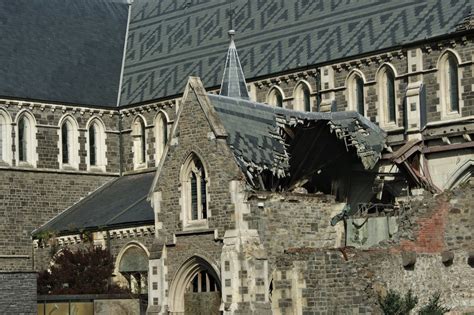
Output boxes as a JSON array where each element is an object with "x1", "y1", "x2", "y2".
[
  {"x1": 132, "y1": 116, "x2": 147, "y2": 169},
  {"x1": 0, "y1": 110, "x2": 12, "y2": 165},
  {"x1": 16, "y1": 112, "x2": 37, "y2": 166},
  {"x1": 294, "y1": 82, "x2": 311, "y2": 112},
  {"x1": 87, "y1": 118, "x2": 106, "y2": 171},
  {"x1": 347, "y1": 72, "x2": 365, "y2": 115},
  {"x1": 181, "y1": 154, "x2": 208, "y2": 228},
  {"x1": 377, "y1": 65, "x2": 397, "y2": 126},
  {"x1": 439, "y1": 51, "x2": 461, "y2": 117},
  {"x1": 59, "y1": 116, "x2": 79, "y2": 169},
  {"x1": 155, "y1": 112, "x2": 168, "y2": 165},
  {"x1": 267, "y1": 87, "x2": 284, "y2": 108}
]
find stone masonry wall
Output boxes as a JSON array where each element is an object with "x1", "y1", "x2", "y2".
[
  {"x1": 0, "y1": 272, "x2": 37, "y2": 314},
  {"x1": 271, "y1": 178, "x2": 474, "y2": 314},
  {"x1": 120, "y1": 105, "x2": 176, "y2": 173},
  {"x1": 272, "y1": 248, "x2": 376, "y2": 315},
  {"x1": 0, "y1": 103, "x2": 121, "y2": 173},
  {"x1": 250, "y1": 34, "x2": 473, "y2": 133},
  {"x1": 0, "y1": 170, "x2": 113, "y2": 271},
  {"x1": 245, "y1": 192, "x2": 344, "y2": 268},
  {"x1": 153, "y1": 86, "x2": 243, "y2": 240}
]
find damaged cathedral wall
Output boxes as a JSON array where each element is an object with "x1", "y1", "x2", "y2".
[{"x1": 270, "y1": 179, "x2": 474, "y2": 314}]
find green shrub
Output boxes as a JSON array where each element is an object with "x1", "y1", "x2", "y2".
[
  {"x1": 378, "y1": 289, "x2": 418, "y2": 315},
  {"x1": 419, "y1": 292, "x2": 449, "y2": 315}
]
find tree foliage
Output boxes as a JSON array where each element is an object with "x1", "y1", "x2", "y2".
[{"x1": 37, "y1": 246, "x2": 128, "y2": 295}]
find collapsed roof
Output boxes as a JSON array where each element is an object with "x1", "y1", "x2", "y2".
[
  {"x1": 207, "y1": 30, "x2": 386, "y2": 191},
  {"x1": 208, "y1": 94, "x2": 386, "y2": 190}
]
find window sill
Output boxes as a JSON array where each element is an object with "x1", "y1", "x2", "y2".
[
  {"x1": 182, "y1": 219, "x2": 209, "y2": 232},
  {"x1": 17, "y1": 161, "x2": 35, "y2": 168},
  {"x1": 441, "y1": 111, "x2": 462, "y2": 120},
  {"x1": 379, "y1": 123, "x2": 401, "y2": 131},
  {"x1": 88, "y1": 165, "x2": 106, "y2": 172},
  {"x1": 133, "y1": 162, "x2": 147, "y2": 171},
  {"x1": 61, "y1": 164, "x2": 78, "y2": 171}
]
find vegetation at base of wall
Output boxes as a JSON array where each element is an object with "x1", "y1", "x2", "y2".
[
  {"x1": 378, "y1": 289, "x2": 418, "y2": 315},
  {"x1": 37, "y1": 246, "x2": 129, "y2": 295},
  {"x1": 418, "y1": 292, "x2": 450, "y2": 315},
  {"x1": 379, "y1": 290, "x2": 450, "y2": 315}
]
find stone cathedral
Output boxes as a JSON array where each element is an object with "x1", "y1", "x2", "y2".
[{"x1": 0, "y1": 0, "x2": 473, "y2": 314}]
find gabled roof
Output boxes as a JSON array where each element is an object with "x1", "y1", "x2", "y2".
[
  {"x1": 0, "y1": 0, "x2": 129, "y2": 107},
  {"x1": 120, "y1": 0, "x2": 472, "y2": 105},
  {"x1": 33, "y1": 172, "x2": 155, "y2": 236},
  {"x1": 208, "y1": 94, "x2": 386, "y2": 186}
]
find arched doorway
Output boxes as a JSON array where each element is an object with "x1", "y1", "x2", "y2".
[
  {"x1": 169, "y1": 256, "x2": 221, "y2": 315},
  {"x1": 117, "y1": 244, "x2": 149, "y2": 295}
]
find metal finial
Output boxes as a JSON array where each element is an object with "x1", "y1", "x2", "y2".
[{"x1": 228, "y1": 29, "x2": 235, "y2": 40}]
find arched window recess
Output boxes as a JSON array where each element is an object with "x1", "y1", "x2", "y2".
[
  {"x1": 181, "y1": 153, "x2": 209, "y2": 229},
  {"x1": 267, "y1": 87, "x2": 284, "y2": 108},
  {"x1": 438, "y1": 50, "x2": 461, "y2": 118},
  {"x1": 346, "y1": 71, "x2": 366, "y2": 116}
]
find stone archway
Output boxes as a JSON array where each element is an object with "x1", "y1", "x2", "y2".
[
  {"x1": 169, "y1": 255, "x2": 221, "y2": 315},
  {"x1": 116, "y1": 243, "x2": 149, "y2": 295}
]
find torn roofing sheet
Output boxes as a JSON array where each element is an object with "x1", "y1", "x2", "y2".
[{"x1": 207, "y1": 94, "x2": 386, "y2": 183}]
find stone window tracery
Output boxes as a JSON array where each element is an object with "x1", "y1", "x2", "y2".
[{"x1": 181, "y1": 154, "x2": 208, "y2": 229}]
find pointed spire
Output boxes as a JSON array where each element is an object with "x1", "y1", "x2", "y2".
[{"x1": 219, "y1": 30, "x2": 249, "y2": 100}]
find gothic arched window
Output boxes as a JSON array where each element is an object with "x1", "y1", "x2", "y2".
[
  {"x1": 377, "y1": 65, "x2": 397, "y2": 126},
  {"x1": 294, "y1": 82, "x2": 311, "y2": 112},
  {"x1": 16, "y1": 112, "x2": 37, "y2": 166},
  {"x1": 267, "y1": 87, "x2": 284, "y2": 108},
  {"x1": 181, "y1": 154, "x2": 208, "y2": 228},
  {"x1": 347, "y1": 72, "x2": 365, "y2": 115},
  {"x1": 62, "y1": 120, "x2": 71, "y2": 164},
  {"x1": 87, "y1": 118, "x2": 106, "y2": 171},
  {"x1": 59, "y1": 116, "x2": 79, "y2": 169},
  {"x1": 439, "y1": 51, "x2": 460, "y2": 116},
  {"x1": 155, "y1": 112, "x2": 168, "y2": 165},
  {"x1": 132, "y1": 116, "x2": 147, "y2": 169},
  {"x1": 89, "y1": 124, "x2": 97, "y2": 166}
]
